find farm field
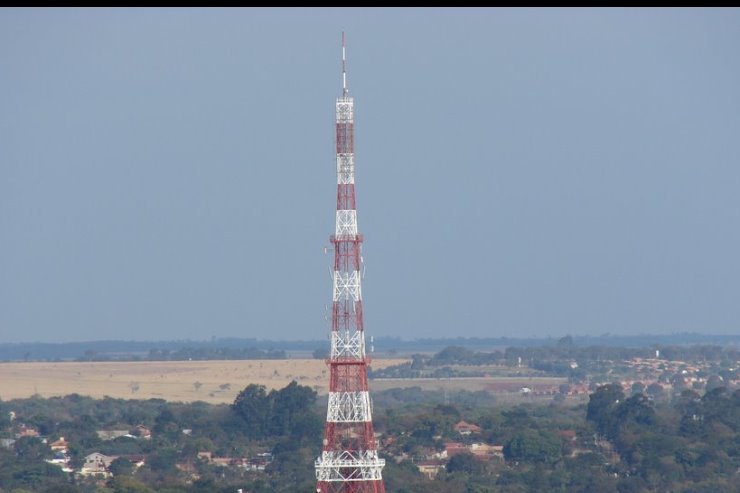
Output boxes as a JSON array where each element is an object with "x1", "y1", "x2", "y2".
[{"x1": 0, "y1": 359, "x2": 408, "y2": 404}]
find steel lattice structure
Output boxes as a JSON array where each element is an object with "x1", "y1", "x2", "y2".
[{"x1": 315, "y1": 33, "x2": 386, "y2": 493}]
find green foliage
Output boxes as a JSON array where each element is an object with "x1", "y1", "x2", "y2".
[
  {"x1": 431, "y1": 346, "x2": 477, "y2": 364},
  {"x1": 446, "y1": 452, "x2": 485, "y2": 475},
  {"x1": 108, "y1": 476, "x2": 157, "y2": 493},
  {"x1": 631, "y1": 381, "x2": 646, "y2": 395},
  {"x1": 231, "y1": 381, "x2": 320, "y2": 441},
  {"x1": 147, "y1": 447, "x2": 178, "y2": 473},
  {"x1": 100, "y1": 436, "x2": 145, "y2": 456},
  {"x1": 1, "y1": 378, "x2": 738, "y2": 493},
  {"x1": 153, "y1": 407, "x2": 182, "y2": 442},
  {"x1": 557, "y1": 335, "x2": 574, "y2": 348},
  {"x1": 586, "y1": 384, "x2": 624, "y2": 437},
  {"x1": 0, "y1": 445, "x2": 67, "y2": 492},
  {"x1": 646, "y1": 383, "x2": 664, "y2": 398},
  {"x1": 14, "y1": 436, "x2": 52, "y2": 462},
  {"x1": 231, "y1": 384, "x2": 270, "y2": 439},
  {"x1": 146, "y1": 346, "x2": 286, "y2": 361},
  {"x1": 268, "y1": 381, "x2": 319, "y2": 438},
  {"x1": 614, "y1": 394, "x2": 656, "y2": 428},
  {"x1": 504, "y1": 429, "x2": 561, "y2": 464},
  {"x1": 109, "y1": 457, "x2": 135, "y2": 477},
  {"x1": 264, "y1": 444, "x2": 317, "y2": 492}
]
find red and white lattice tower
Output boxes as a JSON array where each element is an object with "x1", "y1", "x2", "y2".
[{"x1": 314, "y1": 33, "x2": 386, "y2": 493}]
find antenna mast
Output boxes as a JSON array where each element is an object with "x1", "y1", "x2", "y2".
[
  {"x1": 315, "y1": 33, "x2": 386, "y2": 493},
  {"x1": 342, "y1": 31, "x2": 348, "y2": 96}
]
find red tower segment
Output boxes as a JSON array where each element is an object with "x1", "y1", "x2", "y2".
[{"x1": 315, "y1": 33, "x2": 386, "y2": 493}]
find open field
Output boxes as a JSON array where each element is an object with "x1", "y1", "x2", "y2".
[
  {"x1": 0, "y1": 360, "x2": 571, "y2": 405},
  {"x1": 372, "y1": 375, "x2": 576, "y2": 405},
  {"x1": 372, "y1": 376, "x2": 567, "y2": 392},
  {"x1": 372, "y1": 376, "x2": 568, "y2": 394},
  {"x1": 0, "y1": 359, "x2": 408, "y2": 404}
]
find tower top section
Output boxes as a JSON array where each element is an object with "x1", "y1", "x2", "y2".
[{"x1": 342, "y1": 31, "x2": 348, "y2": 97}]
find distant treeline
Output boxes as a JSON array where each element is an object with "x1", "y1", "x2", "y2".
[
  {"x1": 76, "y1": 346, "x2": 286, "y2": 362},
  {"x1": 0, "y1": 338, "x2": 295, "y2": 362},
  {"x1": 1, "y1": 333, "x2": 738, "y2": 362},
  {"x1": 371, "y1": 341, "x2": 740, "y2": 380}
]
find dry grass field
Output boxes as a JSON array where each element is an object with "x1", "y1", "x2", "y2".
[
  {"x1": 0, "y1": 359, "x2": 408, "y2": 405},
  {"x1": 0, "y1": 360, "x2": 570, "y2": 405}
]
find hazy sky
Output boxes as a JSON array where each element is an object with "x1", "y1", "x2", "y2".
[{"x1": 2, "y1": 8, "x2": 739, "y2": 343}]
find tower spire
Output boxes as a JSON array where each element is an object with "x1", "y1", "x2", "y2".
[{"x1": 342, "y1": 31, "x2": 348, "y2": 96}]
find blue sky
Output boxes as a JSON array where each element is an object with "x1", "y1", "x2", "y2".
[{"x1": 1, "y1": 8, "x2": 739, "y2": 343}]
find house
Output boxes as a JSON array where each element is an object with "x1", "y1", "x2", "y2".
[
  {"x1": 246, "y1": 453, "x2": 272, "y2": 471},
  {"x1": 416, "y1": 460, "x2": 446, "y2": 480},
  {"x1": 212, "y1": 457, "x2": 241, "y2": 467},
  {"x1": 119, "y1": 454, "x2": 146, "y2": 468},
  {"x1": 50, "y1": 436, "x2": 69, "y2": 452},
  {"x1": 48, "y1": 450, "x2": 69, "y2": 464},
  {"x1": 556, "y1": 430, "x2": 577, "y2": 442},
  {"x1": 197, "y1": 451, "x2": 213, "y2": 461},
  {"x1": 132, "y1": 425, "x2": 152, "y2": 440},
  {"x1": 197, "y1": 451, "x2": 269, "y2": 470},
  {"x1": 489, "y1": 445, "x2": 505, "y2": 459},
  {"x1": 46, "y1": 450, "x2": 74, "y2": 473},
  {"x1": 15, "y1": 424, "x2": 39, "y2": 438},
  {"x1": 469, "y1": 443, "x2": 503, "y2": 460},
  {"x1": 79, "y1": 452, "x2": 117, "y2": 476},
  {"x1": 175, "y1": 460, "x2": 199, "y2": 477},
  {"x1": 96, "y1": 429, "x2": 131, "y2": 441},
  {"x1": 453, "y1": 420, "x2": 482, "y2": 436},
  {"x1": 444, "y1": 442, "x2": 468, "y2": 457}
]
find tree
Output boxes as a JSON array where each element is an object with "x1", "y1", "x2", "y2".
[
  {"x1": 501, "y1": 407, "x2": 534, "y2": 430},
  {"x1": 269, "y1": 381, "x2": 318, "y2": 439},
  {"x1": 705, "y1": 375, "x2": 725, "y2": 392},
  {"x1": 153, "y1": 407, "x2": 182, "y2": 443},
  {"x1": 431, "y1": 346, "x2": 475, "y2": 365},
  {"x1": 446, "y1": 452, "x2": 485, "y2": 475},
  {"x1": 109, "y1": 457, "x2": 134, "y2": 477},
  {"x1": 146, "y1": 447, "x2": 178, "y2": 473},
  {"x1": 28, "y1": 414, "x2": 55, "y2": 436},
  {"x1": 586, "y1": 384, "x2": 624, "y2": 437},
  {"x1": 504, "y1": 430, "x2": 561, "y2": 464},
  {"x1": 266, "y1": 445, "x2": 317, "y2": 492},
  {"x1": 671, "y1": 373, "x2": 689, "y2": 392},
  {"x1": 556, "y1": 335, "x2": 574, "y2": 348},
  {"x1": 232, "y1": 384, "x2": 269, "y2": 439},
  {"x1": 646, "y1": 382, "x2": 664, "y2": 399},
  {"x1": 15, "y1": 436, "x2": 51, "y2": 462},
  {"x1": 614, "y1": 393, "x2": 656, "y2": 428}
]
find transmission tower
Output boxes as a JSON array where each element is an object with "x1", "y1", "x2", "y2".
[{"x1": 314, "y1": 33, "x2": 386, "y2": 493}]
